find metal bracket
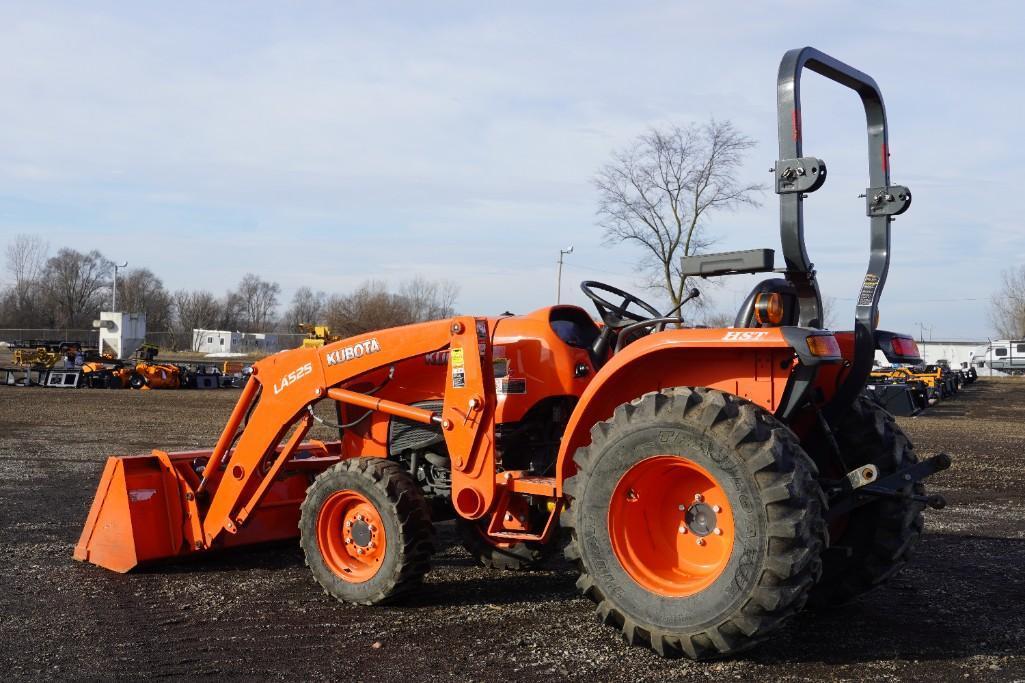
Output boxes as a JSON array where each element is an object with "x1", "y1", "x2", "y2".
[
  {"x1": 864, "y1": 185, "x2": 912, "y2": 216},
  {"x1": 775, "y1": 157, "x2": 827, "y2": 194},
  {"x1": 845, "y1": 463, "x2": 879, "y2": 489},
  {"x1": 826, "y1": 452, "x2": 950, "y2": 520}
]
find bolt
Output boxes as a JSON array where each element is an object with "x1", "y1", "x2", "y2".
[
  {"x1": 713, "y1": 528, "x2": 723, "y2": 536},
  {"x1": 696, "y1": 538, "x2": 706, "y2": 546},
  {"x1": 345, "y1": 520, "x2": 353, "y2": 528},
  {"x1": 903, "y1": 474, "x2": 912, "y2": 481},
  {"x1": 678, "y1": 504, "x2": 686, "y2": 511},
  {"x1": 678, "y1": 526, "x2": 688, "y2": 535},
  {"x1": 368, "y1": 524, "x2": 376, "y2": 532},
  {"x1": 368, "y1": 542, "x2": 375, "y2": 550},
  {"x1": 504, "y1": 512, "x2": 513, "y2": 522},
  {"x1": 357, "y1": 548, "x2": 364, "y2": 555},
  {"x1": 345, "y1": 537, "x2": 352, "y2": 545},
  {"x1": 712, "y1": 505, "x2": 722, "y2": 513},
  {"x1": 694, "y1": 493, "x2": 704, "y2": 502}
]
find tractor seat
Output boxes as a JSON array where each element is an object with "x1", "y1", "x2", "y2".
[{"x1": 734, "y1": 279, "x2": 801, "y2": 328}]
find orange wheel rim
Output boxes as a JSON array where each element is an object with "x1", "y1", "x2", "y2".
[
  {"x1": 317, "y1": 490, "x2": 387, "y2": 582},
  {"x1": 608, "y1": 455, "x2": 735, "y2": 597}
]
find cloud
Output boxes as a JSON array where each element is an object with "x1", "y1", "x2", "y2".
[{"x1": 0, "y1": 2, "x2": 1021, "y2": 338}]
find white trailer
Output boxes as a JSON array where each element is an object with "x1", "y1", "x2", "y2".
[{"x1": 969, "y1": 340, "x2": 1025, "y2": 375}]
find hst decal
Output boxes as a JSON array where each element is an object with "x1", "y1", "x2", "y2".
[{"x1": 722, "y1": 331, "x2": 771, "y2": 341}]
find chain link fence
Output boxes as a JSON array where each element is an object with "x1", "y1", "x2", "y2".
[{"x1": 0, "y1": 329, "x2": 308, "y2": 353}]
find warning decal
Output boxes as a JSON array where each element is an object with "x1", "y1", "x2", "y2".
[
  {"x1": 451, "y1": 347, "x2": 465, "y2": 388},
  {"x1": 857, "y1": 274, "x2": 880, "y2": 307}
]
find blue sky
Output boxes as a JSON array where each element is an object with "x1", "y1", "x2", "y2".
[{"x1": 1, "y1": 2, "x2": 1022, "y2": 339}]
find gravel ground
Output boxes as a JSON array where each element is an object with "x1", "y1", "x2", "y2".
[{"x1": 1, "y1": 379, "x2": 1023, "y2": 681}]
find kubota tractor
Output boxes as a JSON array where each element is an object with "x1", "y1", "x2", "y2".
[{"x1": 75, "y1": 47, "x2": 949, "y2": 659}]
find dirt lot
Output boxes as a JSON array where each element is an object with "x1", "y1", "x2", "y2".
[{"x1": 1, "y1": 379, "x2": 1023, "y2": 681}]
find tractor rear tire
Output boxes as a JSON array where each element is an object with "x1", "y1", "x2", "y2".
[
  {"x1": 809, "y1": 396, "x2": 924, "y2": 608},
  {"x1": 563, "y1": 388, "x2": 826, "y2": 659},
  {"x1": 300, "y1": 457, "x2": 435, "y2": 605},
  {"x1": 456, "y1": 518, "x2": 555, "y2": 571}
]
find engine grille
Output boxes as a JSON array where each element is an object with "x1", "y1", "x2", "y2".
[{"x1": 388, "y1": 400, "x2": 444, "y2": 455}]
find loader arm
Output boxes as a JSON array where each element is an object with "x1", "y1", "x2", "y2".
[{"x1": 198, "y1": 316, "x2": 496, "y2": 547}]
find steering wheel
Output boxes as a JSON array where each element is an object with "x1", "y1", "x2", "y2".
[
  {"x1": 580, "y1": 281, "x2": 663, "y2": 364},
  {"x1": 580, "y1": 280, "x2": 663, "y2": 328}
]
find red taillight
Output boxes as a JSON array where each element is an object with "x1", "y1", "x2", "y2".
[
  {"x1": 807, "y1": 334, "x2": 841, "y2": 357},
  {"x1": 891, "y1": 336, "x2": 920, "y2": 358}
]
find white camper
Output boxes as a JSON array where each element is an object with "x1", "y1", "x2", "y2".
[{"x1": 969, "y1": 340, "x2": 1025, "y2": 375}]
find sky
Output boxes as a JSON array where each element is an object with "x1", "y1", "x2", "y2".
[{"x1": 0, "y1": 1, "x2": 1022, "y2": 340}]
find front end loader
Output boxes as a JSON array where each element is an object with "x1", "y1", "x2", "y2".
[{"x1": 75, "y1": 47, "x2": 949, "y2": 659}]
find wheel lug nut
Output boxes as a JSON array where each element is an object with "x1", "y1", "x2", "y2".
[
  {"x1": 696, "y1": 538, "x2": 706, "y2": 546},
  {"x1": 357, "y1": 514, "x2": 364, "y2": 522},
  {"x1": 694, "y1": 493, "x2": 704, "y2": 502},
  {"x1": 345, "y1": 537, "x2": 352, "y2": 544},
  {"x1": 713, "y1": 528, "x2": 723, "y2": 536},
  {"x1": 357, "y1": 548, "x2": 364, "y2": 555},
  {"x1": 345, "y1": 521, "x2": 353, "y2": 528},
  {"x1": 712, "y1": 505, "x2": 722, "y2": 513}
]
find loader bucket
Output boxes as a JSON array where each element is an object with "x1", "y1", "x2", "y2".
[{"x1": 74, "y1": 443, "x2": 341, "y2": 572}]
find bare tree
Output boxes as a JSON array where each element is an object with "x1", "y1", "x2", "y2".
[
  {"x1": 116, "y1": 268, "x2": 172, "y2": 330},
  {"x1": 172, "y1": 289, "x2": 222, "y2": 350},
  {"x1": 399, "y1": 275, "x2": 459, "y2": 322},
  {"x1": 284, "y1": 286, "x2": 326, "y2": 331},
  {"x1": 324, "y1": 280, "x2": 414, "y2": 337},
  {"x1": 699, "y1": 310, "x2": 736, "y2": 328},
  {"x1": 2, "y1": 234, "x2": 49, "y2": 325},
  {"x1": 232, "y1": 273, "x2": 281, "y2": 332},
  {"x1": 39, "y1": 248, "x2": 111, "y2": 328},
  {"x1": 990, "y1": 265, "x2": 1025, "y2": 338},
  {"x1": 595, "y1": 120, "x2": 763, "y2": 310}
]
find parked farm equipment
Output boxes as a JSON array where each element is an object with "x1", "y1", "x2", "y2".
[{"x1": 75, "y1": 47, "x2": 949, "y2": 659}]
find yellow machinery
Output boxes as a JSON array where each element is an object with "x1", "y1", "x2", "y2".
[
  {"x1": 12, "y1": 347, "x2": 62, "y2": 368},
  {"x1": 299, "y1": 324, "x2": 339, "y2": 349}
]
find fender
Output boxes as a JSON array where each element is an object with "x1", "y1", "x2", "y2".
[{"x1": 553, "y1": 327, "x2": 836, "y2": 492}]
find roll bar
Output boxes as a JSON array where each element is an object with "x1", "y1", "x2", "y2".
[{"x1": 774, "y1": 47, "x2": 911, "y2": 420}]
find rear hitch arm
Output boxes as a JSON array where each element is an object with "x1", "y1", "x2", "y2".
[{"x1": 824, "y1": 452, "x2": 951, "y2": 519}]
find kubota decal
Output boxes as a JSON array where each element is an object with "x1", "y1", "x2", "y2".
[
  {"x1": 722, "y1": 331, "x2": 770, "y2": 341},
  {"x1": 326, "y1": 338, "x2": 381, "y2": 367},
  {"x1": 274, "y1": 362, "x2": 314, "y2": 394}
]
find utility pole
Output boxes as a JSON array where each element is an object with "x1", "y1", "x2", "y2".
[
  {"x1": 112, "y1": 261, "x2": 128, "y2": 311},
  {"x1": 556, "y1": 246, "x2": 573, "y2": 303}
]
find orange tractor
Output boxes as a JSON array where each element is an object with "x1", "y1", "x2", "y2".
[{"x1": 75, "y1": 47, "x2": 949, "y2": 659}]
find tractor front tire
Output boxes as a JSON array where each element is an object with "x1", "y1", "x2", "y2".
[
  {"x1": 564, "y1": 388, "x2": 826, "y2": 659},
  {"x1": 809, "y1": 396, "x2": 924, "y2": 608},
  {"x1": 300, "y1": 457, "x2": 435, "y2": 605}
]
